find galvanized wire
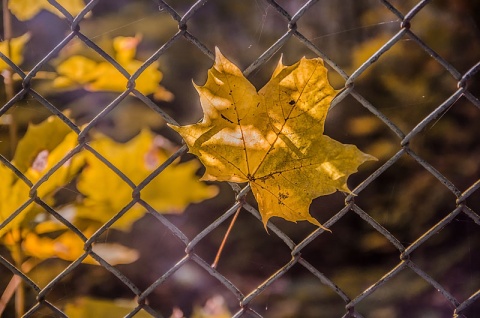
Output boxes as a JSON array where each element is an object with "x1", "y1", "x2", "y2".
[{"x1": 0, "y1": 0, "x2": 478, "y2": 317}]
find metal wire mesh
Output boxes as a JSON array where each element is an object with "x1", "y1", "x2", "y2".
[{"x1": 0, "y1": 0, "x2": 479, "y2": 317}]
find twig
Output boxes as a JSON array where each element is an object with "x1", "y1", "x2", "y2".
[
  {"x1": 2, "y1": 0, "x2": 17, "y2": 157},
  {"x1": 211, "y1": 203, "x2": 243, "y2": 269},
  {"x1": 0, "y1": 257, "x2": 38, "y2": 316},
  {"x1": 0, "y1": 275, "x2": 21, "y2": 315}
]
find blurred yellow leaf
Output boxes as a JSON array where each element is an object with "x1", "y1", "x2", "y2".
[
  {"x1": 53, "y1": 55, "x2": 99, "y2": 88},
  {"x1": 8, "y1": 0, "x2": 87, "y2": 21},
  {"x1": 87, "y1": 59, "x2": 164, "y2": 97},
  {"x1": 113, "y1": 35, "x2": 141, "y2": 64},
  {"x1": 65, "y1": 297, "x2": 152, "y2": 318},
  {"x1": 348, "y1": 116, "x2": 383, "y2": 136},
  {"x1": 351, "y1": 34, "x2": 391, "y2": 73},
  {"x1": 53, "y1": 36, "x2": 174, "y2": 100},
  {"x1": 351, "y1": 32, "x2": 431, "y2": 102},
  {"x1": 2, "y1": 228, "x2": 28, "y2": 248},
  {"x1": 14, "y1": 114, "x2": 72, "y2": 172},
  {"x1": 360, "y1": 231, "x2": 392, "y2": 252},
  {"x1": 0, "y1": 164, "x2": 31, "y2": 238},
  {"x1": 21, "y1": 130, "x2": 82, "y2": 200},
  {"x1": 0, "y1": 115, "x2": 83, "y2": 237},
  {"x1": 364, "y1": 139, "x2": 398, "y2": 161},
  {"x1": 23, "y1": 230, "x2": 84, "y2": 261},
  {"x1": 170, "y1": 48, "x2": 376, "y2": 229},
  {"x1": 34, "y1": 217, "x2": 70, "y2": 234},
  {"x1": 75, "y1": 130, "x2": 218, "y2": 230},
  {"x1": 0, "y1": 33, "x2": 30, "y2": 71},
  {"x1": 22, "y1": 229, "x2": 139, "y2": 265}
]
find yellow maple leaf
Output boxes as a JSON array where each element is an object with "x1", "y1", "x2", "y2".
[
  {"x1": 53, "y1": 36, "x2": 174, "y2": 101},
  {"x1": 75, "y1": 130, "x2": 218, "y2": 230},
  {"x1": 0, "y1": 33, "x2": 30, "y2": 71},
  {"x1": 169, "y1": 48, "x2": 376, "y2": 229},
  {"x1": 0, "y1": 115, "x2": 83, "y2": 237},
  {"x1": 8, "y1": 0, "x2": 87, "y2": 21}
]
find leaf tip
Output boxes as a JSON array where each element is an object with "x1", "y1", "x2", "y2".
[
  {"x1": 166, "y1": 122, "x2": 179, "y2": 131},
  {"x1": 366, "y1": 153, "x2": 379, "y2": 162},
  {"x1": 199, "y1": 173, "x2": 218, "y2": 182},
  {"x1": 321, "y1": 225, "x2": 332, "y2": 233},
  {"x1": 212, "y1": 47, "x2": 243, "y2": 77},
  {"x1": 307, "y1": 216, "x2": 332, "y2": 233},
  {"x1": 261, "y1": 215, "x2": 331, "y2": 233},
  {"x1": 272, "y1": 56, "x2": 286, "y2": 78},
  {"x1": 214, "y1": 46, "x2": 225, "y2": 66},
  {"x1": 192, "y1": 78, "x2": 199, "y2": 88}
]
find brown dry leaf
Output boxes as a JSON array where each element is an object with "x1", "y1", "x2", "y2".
[{"x1": 170, "y1": 48, "x2": 376, "y2": 229}]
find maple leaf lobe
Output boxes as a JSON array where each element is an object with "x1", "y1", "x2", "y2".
[{"x1": 169, "y1": 48, "x2": 376, "y2": 230}]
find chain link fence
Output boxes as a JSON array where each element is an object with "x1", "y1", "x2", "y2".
[{"x1": 0, "y1": 0, "x2": 479, "y2": 317}]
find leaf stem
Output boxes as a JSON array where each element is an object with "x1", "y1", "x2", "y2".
[
  {"x1": 11, "y1": 238, "x2": 25, "y2": 318},
  {"x1": 211, "y1": 203, "x2": 243, "y2": 269}
]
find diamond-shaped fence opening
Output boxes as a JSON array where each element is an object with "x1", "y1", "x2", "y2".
[{"x1": 0, "y1": 0, "x2": 479, "y2": 317}]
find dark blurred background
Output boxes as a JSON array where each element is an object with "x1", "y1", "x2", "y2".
[{"x1": 1, "y1": 0, "x2": 479, "y2": 317}]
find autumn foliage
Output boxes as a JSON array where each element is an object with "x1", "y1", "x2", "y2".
[
  {"x1": 170, "y1": 48, "x2": 375, "y2": 229},
  {"x1": 0, "y1": 2, "x2": 219, "y2": 315},
  {"x1": 6, "y1": 0, "x2": 467, "y2": 316}
]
